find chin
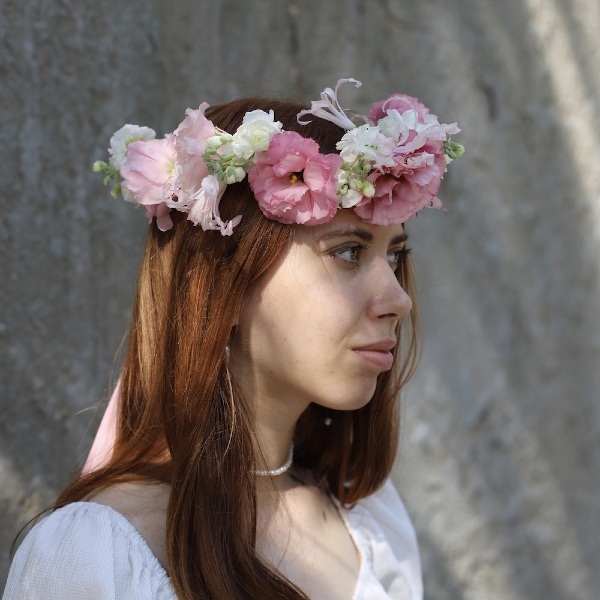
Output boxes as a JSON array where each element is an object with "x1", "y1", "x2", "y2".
[
  {"x1": 346, "y1": 394, "x2": 376, "y2": 411},
  {"x1": 320, "y1": 383, "x2": 378, "y2": 412}
]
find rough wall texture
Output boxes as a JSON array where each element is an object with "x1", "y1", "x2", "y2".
[{"x1": 1, "y1": 1, "x2": 598, "y2": 598}]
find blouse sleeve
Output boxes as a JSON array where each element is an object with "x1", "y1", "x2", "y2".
[
  {"x1": 345, "y1": 479, "x2": 423, "y2": 600},
  {"x1": 3, "y1": 502, "x2": 173, "y2": 600}
]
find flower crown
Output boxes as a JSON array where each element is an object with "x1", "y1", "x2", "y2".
[{"x1": 94, "y1": 78, "x2": 464, "y2": 235}]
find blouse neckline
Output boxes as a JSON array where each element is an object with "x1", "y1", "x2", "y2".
[{"x1": 76, "y1": 498, "x2": 371, "y2": 598}]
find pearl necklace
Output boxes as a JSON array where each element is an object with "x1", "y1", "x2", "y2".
[{"x1": 254, "y1": 444, "x2": 294, "y2": 477}]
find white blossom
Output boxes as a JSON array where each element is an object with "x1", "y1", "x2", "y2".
[
  {"x1": 297, "y1": 78, "x2": 365, "y2": 130},
  {"x1": 231, "y1": 110, "x2": 283, "y2": 162},
  {"x1": 108, "y1": 124, "x2": 156, "y2": 170},
  {"x1": 335, "y1": 167, "x2": 375, "y2": 208},
  {"x1": 336, "y1": 125, "x2": 395, "y2": 170}
]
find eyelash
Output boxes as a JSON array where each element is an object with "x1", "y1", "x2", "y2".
[
  {"x1": 388, "y1": 247, "x2": 412, "y2": 270},
  {"x1": 331, "y1": 244, "x2": 412, "y2": 270}
]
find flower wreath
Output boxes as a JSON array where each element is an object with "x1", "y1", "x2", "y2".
[{"x1": 94, "y1": 78, "x2": 464, "y2": 235}]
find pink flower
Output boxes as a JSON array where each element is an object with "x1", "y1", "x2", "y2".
[
  {"x1": 143, "y1": 201, "x2": 174, "y2": 232},
  {"x1": 357, "y1": 94, "x2": 456, "y2": 225},
  {"x1": 354, "y1": 153, "x2": 445, "y2": 225},
  {"x1": 368, "y1": 94, "x2": 430, "y2": 124},
  {"x1": 174, "y1": 103, "x2": 215, "y2": 158},
  {"x1": 121, "y1": 135, "x2": 176, "y2": 207},
  {"x1": 248, "y1": 131, "x2": 343, "y2": 225},
  {"x1": 171, "y1": 104, "x2": 215, "y2": 204},
  {"x1": 187, "y1": 175, "x2": 241, "y2": 235}
]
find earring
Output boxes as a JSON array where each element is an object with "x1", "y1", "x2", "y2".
[
  {"x1": 324, "y1": 410, "x2": 332, "y2": 426},
  {"x1": 226, "y1": 325, "x2": 236, "y2": 364}
]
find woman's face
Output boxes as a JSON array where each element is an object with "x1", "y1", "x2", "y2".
[{"x1": 231, "y1": 210, "x2": 412, "y2": 415}]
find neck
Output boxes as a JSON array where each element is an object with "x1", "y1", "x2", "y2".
[
  {"x1": 252, "y1": 386, "x2": 311, "y2": 484},
  {"x1": 253, "y1": 407, "x2": 299, "y2": 476},
  {"x1": 228, "y1": 348, "x2": 310, "y2": 481}
]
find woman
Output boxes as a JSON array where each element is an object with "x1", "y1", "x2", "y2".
[{"x1": 4, "y1": 79, "x2": 462, "y2": 599}]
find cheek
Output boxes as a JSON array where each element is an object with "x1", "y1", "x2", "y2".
[
  {"x1": 289, "y1": 286, "x2": 366, "y2": 360},
  {"x1": 237, "y1": 279, "x2": 301, "y2": 361},
  {"x1": 238, "y1": 254, "x2": 367, "y2": 365}
]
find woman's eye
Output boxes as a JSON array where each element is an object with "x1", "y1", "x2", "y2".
[
  {"x1": 388, "y1": 247, "x2": 412, "y2": 270},
  {"x1": 332, "y1": 245, "x2": 363, "y2": 265}
]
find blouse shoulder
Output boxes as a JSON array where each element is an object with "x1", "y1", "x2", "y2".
[
  {"x1": 342, "y1": 479, "x2": 423, "y2": 600},
  {"x1": 3, "y1": 502, "x2": 174, "y2": 600},
  {"x1": 356, "y1": 479, "x2": 420, "y2": 552}
]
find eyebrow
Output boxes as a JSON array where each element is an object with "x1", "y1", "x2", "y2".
[{"x1": 317, "y1": 226, "x2": 408, "y2": 245}]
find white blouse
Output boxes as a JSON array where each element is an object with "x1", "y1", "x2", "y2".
[{"x1": 3, "y1": 480, "x2": 422, "y2": 599}]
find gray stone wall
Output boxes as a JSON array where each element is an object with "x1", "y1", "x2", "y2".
[{"x1": 1, "y1": 1, "x2": 598, "y2": 598}]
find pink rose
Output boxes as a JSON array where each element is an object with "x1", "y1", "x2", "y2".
[
  {"x1": 121, "y1": 135, "x2": 176, "y2": 207},
  {"x1": 248, "y1": 131, "x2": 343, "y2": 225},
  {"x1": 368, "y1": 94, "x2": 430, "y2": 124},
  {"x1": 355, "y1": 152, "x2": 445, "y2": 225}
]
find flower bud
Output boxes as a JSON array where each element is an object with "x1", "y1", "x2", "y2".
[
  {"x1": 224, "y1": 165, "x2": 246, "y2": 184},
  {"x1": 361, "y1": 180, "x2": 375, "y2": 197},
  {"x1": 443, "y1": 140, "x2": 465, "y2": 162}
]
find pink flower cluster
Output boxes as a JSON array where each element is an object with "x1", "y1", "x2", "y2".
[
  {"x1": 248, "y1": 90, "x2": 461, "y2": 227},
  {"x1": 354, "y1": 94, "x2": 459, "y2": 226},
  {"x1": 98, "y1": 80, "x2": 462, "y2": 234},
  {"x1": 120, "y1": 103, "x2": 240, "y2": 234}
]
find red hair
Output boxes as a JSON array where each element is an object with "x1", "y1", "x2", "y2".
[{"x1": 55, "y1": 98, "x2": 421, "y2": 599}]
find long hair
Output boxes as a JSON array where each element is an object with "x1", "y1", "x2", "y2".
[{"x1": 55, "y1": 98, "x2": 421, "y2": 599}]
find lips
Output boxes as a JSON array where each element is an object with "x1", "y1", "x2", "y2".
[{"x1": 352, "y1": 338, "x2": 396, "y2": 371}]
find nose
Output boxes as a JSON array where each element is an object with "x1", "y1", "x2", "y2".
[{"x1": 368, "y1": 264, "x2": 412, "y2": 322}]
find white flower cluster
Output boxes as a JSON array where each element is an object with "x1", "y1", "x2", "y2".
[
  {"x1": 334, "y1": 107, "x2": 451, "y2": 208},
  {"x1": 335, "y1": 119, "x2": 397, "y2": 208},
  {"x1": 203, "y1": 110, "x2": 283, "y2": 184}
]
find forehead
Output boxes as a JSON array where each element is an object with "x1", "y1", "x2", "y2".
[{"x1": 295, "y1": 209, "x2": 406, "y2": 245}]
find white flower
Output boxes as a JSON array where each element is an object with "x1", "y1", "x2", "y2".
[
  {"x1": 203, "y1": 134, "x2": 243, "y2": 180},
  {"x1": 377, "y1": 109, "x2": 411, "y2": 144},
  {"x1": 377, "y1": 108, "x2": 456, "y2": 158},
  {"x1": 187, "y1": 175, "x2": 224, "y2": 229},
  {"x1": 378, "y1": 108, "x2": 448, "y2": 150},
  {"x1": 336, "y1": 125, "x2": 395, "y2": 170},
  {"x1": 187, "y1": 175, "x2": 242, "y2": 235},
  {"x1": 224, "y1": 166, "x2": 246, "y2": 184},
  {"x1": 335, "y1": 167, "x2": 375, "y2": 208},
  {"x1": 108, "y1": 124, "x2": 156, "y2": 169},
  {"x1": 297, "y1": 78, "x2": 365, "y2": 130},
  {"x1": 336, "y1": 169, "x2": 362, "y2": 208},
  {"x1": 231, "y1": 110, "x2": 283, "y2": 162},
  {"x1": 204, "y1": 133, "x2": 234, "y2": 157}
]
